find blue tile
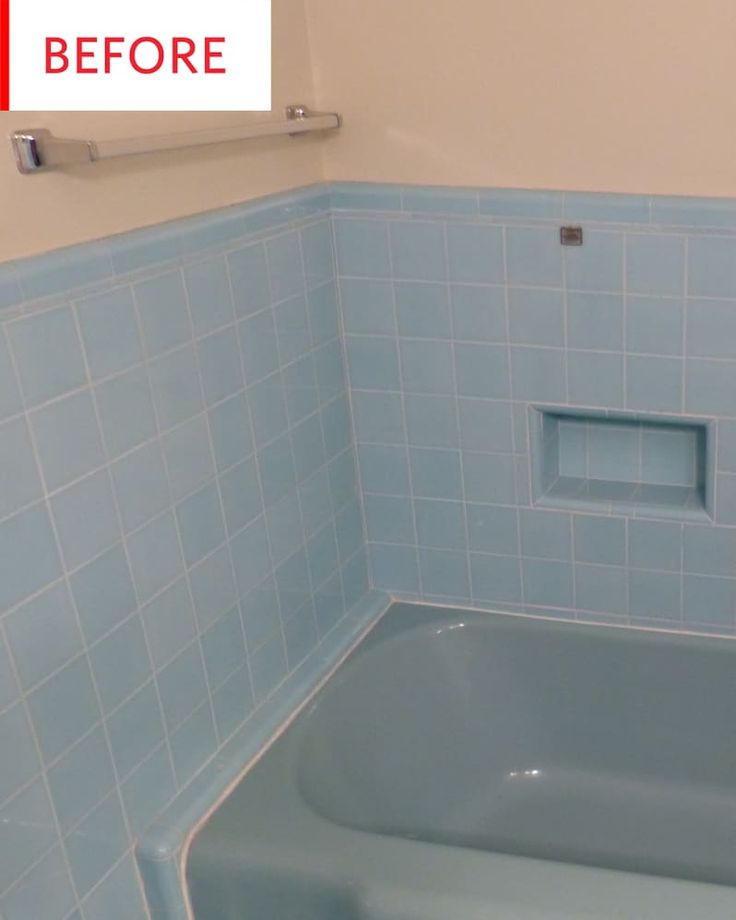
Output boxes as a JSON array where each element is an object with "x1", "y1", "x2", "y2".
[
  {"x1": 126, "y1": 511, "x2": 184, "y2": 603},
  {"x1": 479, "y1": 188, "x2": 564, "y2": 219},
  {"x1": 364, "y1": 492, "x2": 413, "y2": 545},
  {"x1": 266, "y1": 232, "x2": 305, "y2": 302},
  {"x1": 301, "y1": 220, "x2": 334, "y2": 288},
  {"x1": 183, "y1": 256, "x2": 235, "y2": 337},
  {"x1": 626, "y1": 296, "x2": 683, "y2": 356},
  {"x1": 410, "y1": 447, "x2": 463, "y2": 499},
  {"x1": 157, "y1": 643, "x2": 208, "y2": 732},
  {"x1": 258, "y1": 433, "x2": 297, "y2": 507},
  {"x1": 0, "y1": 416, "x2": 43, "y2": 517},
  {"x1": 331, "y1": 182, "x2": 403, "y2": 211},
  {"x1": 283, "y1": 355, "x2": 320, "y2": 426},
  {"x1": 626, "y1": 355, "x2": 682, "y2": 412},
  {"x1": 586, "y1": 421, "x2": 639, "y2": 481},
  {"x1": 346, "y1": 336, "x2": 400, "y2": 390},
  {"x1": 0, "y1": 503, "x2": 61, "y2": 613},
  {"x1": 467, "y1": 504, "x2": 518, "y2": 554},
  {"x1": 0, "y1": 704, "x2": 40, "y2": 802},
  {"x1": 308, "y1": 282, "x2": 340, "y2": 346},
  {"x1": 212, "y1": 661, "x2": 254, "y2": 741},
  {"x1": 446, "y1": 223, "x2": 504, "y2": 284},
  {"x1": 402, "y1": 186, "x2": 479, "y2": 216},
  {"x1": 566, "y1": 292, "x2": 623, "y2": 350},
  {"x1": 314, "y1": 572, "x2": 345, "y2": 636},
  {"x1": 219, "y1": 457, "x2": 263, "y2": 535},
  {"x1": 95, "y1": 365, "x2": 157, "y2": 458},
  {"x1": 46, "y1": 725, "x2": 114, "y2": 832},
  {"x1": 230, "y1": 517, "x2": 272, "y2": 598},
  {"x1": 457, "y1": 398, "x2": 513, "y2": 452},
  {"x1": 107, "y1": 682, "x2": 166, "y2": 780},
  {"x1": 31, "y1": 392, "x2": 106, "y2": 494},
  {"x1": 238, "y1": 309, "x2": 280, "y2": 384},
  {"x1": 395, "y1": 282, "x2": 451, "y2": 338},
  {"x1": 523, "y1": 558, "x2": 573, "y2": 608},
  {"x1": 0, "y1": 777, "x2": 57, "y2": 893},
  {"x1": 170, "y1": 701, "x2": 218, "y2": 785},
  {"x1": 334, "y1": 498, "x2": 364, "y2": 561},
  {"x1": 652, "y1": 195, "x2": 736, "y2": 228},
  {"x1": 240, "y1": 576, "x2": 281, "y2": 650},
  {"x1": 563, "y1": 192, "x2": 650, "y2": 224},
  {"x1": 506, "y1": 227, "x2": 562, "y2": 287},
  {"x1": 70, "y1": 544, "x2": 137, "y2": 643},
  {"x1": 519, "y1": 509, "x2": 571, "y2": 560},
  {"x1": 8, "y1": 306, "x2": 87, "y2": 407},
  {"x1": 626, "y1": 234, "x2": 685, "y2": 296},
  {"x1": 369, "y1": 544, "x2": 420, "y2": 593},
  {"x1": 683, "y1": 574, "x2": 736, "y2": 627},
  {"x1": 89, "y1": 614, "x2": 151, "y2": 713},
  {"x1": 197, "y1": 327, "x2": 244, "y2": 405},
  {"x1": 283, "y1": 603, "x2": 319, "y2": 668},
  {"x1": 629, "y1": 570, "x2": 681, "y2": 619},
  {"x1": 405, "y1": 394, "x2": 458, "y2": 448},
  {"x1": 470, "y1": 553, "x2": 522, "y2": 603},
  {"x1": 120, "y1": 745, "x2": 176, "y2": 837},
  {"x1": 81, "y1": 853, "x2": 148, "y2": 920},
  {"x1": 266, "y1": 493, "x2": 304, "y2": 564},
  {"x1": 15, "y1": 242, "x2": 112, "y2": 301},
  {"x1": 716, "y1": 474, "x2": 736, "y2": 525},
  {"x1": 628, "y1": 521, "x2": 682, "y2": 572},
  {"x1": 208, "y1": 392, "x2": 253, "y2": 472},
  {"x1": 162, "y1": 414, "x2": 214, "y2": 501},
  {"x1": 568, "y1": 352, "x2": 624, "y2": 408},
  {"x1": 565, "y1": 231, "x2": 623, "y2": 292},
  {"x1": 419, "y1": 549, "x2": 470, "y2": 598},
  {"x1": 64, "y1": 792, "x2": 129, "y2": 897},
  {"x1": 1, "y1": 846, "x2": 76, "y2": 920},
  {"x1": 463, "y1": 451, "x2": 516, "y2": 504},
  {"x1": 454, "y1": 343, "x2": 510, "y2": 398},
  {"x1": 575, "y1": 563, "x2": 628, "y2": 614},
  {"x1": 334, "y1": 219, "x2": 390, "y2": 277},
  {"x1": 176, "y1": 484, "x2": 225, "y2": 566},
  {"x1": 683, "y1": 525, "x2": 736, "y2": 576},
  {"x1": 415, "y1": 499, "x2": 466, "y2": 549},
  {"x1": 342, "y1": 550, "x2": 369, "y2": 610},
  {"x1": 390, "y1": 221, "x2": 447, "y2": 282},
  {"x1": 573, "y1": 515, "x2": 626, "y2": 565},
  {"x1": 686, "y1": 359, "x2": 736, "y2": 415},
  {"x1": 111, "y1": 440, "x2": 170, "y2": 533},
  {"x1": 641, "y1": 428, "x2": 696, "y2": 486},
  {"x1": 148, "y1": 345, "x2": 203, "y2": 430},
  {"x1": 77, "y1": 287, "x2": 143, "y2": 379},
  {"x1": 250, "y1": 634, "x2": 288, "y2": 702},
  {"x1": 509, "y1": 288, "x2": 564, "y2": 347},
  {"x1": 686, "y1": 298, "x2": 736, "y2": 359},
  {"x1": 110, "y1": 225, "x2": 180, "y2": 275},
  {"x1": 0, "y1": 329, "x2": 22, "y2": 421},
  {"x1": 140, "y1": 578, "x2": 196, "y2": 668},
  {"x1": 313, "y1": 340, "x2": 345, "y2": 403},
  {"x1": 227, "y1": 243, "x2": 271, "y2": 317},
  {"x1": 274, "y1": 294, "x2": 312, "y2": 363},
  {"x1": 50, "y1": 469, "x2": 120, "y2": 570},
  {"x1": 451, "y1": 284, "x2": 507, "y2": 342},
  {"x1": 275, "y1": 549, "x2": 311, "y2": 619},
  {"x1": 306, "y1": 521, "x2": 341, "y2": 586},
  {"x1": 352, "y1": 391, "x2": 404, "y2": 444},
  {"x1": 400, "y1": 340, "x2": 454, "y2": 395},
  {"x1": 0, "y1": 261, "x2": 22, "y2": 312},
  {"x1": 248, "y1": 374, "x2": 289, "y2": 445},
  {"x1": 27, "y1": 657, "x2": 100, "y2": 762},
  {"x1": 201, "y1": 608, "x2": 246, "y2": 689},
  {"x1": 291, "y1": 414, "x2": 326, "y2": 482},
  {"x1": 321, "y1": 394, "x2": 352, "y2": 457},
  {"x1": 718, "y1": 420, "x2": 736, "y2": 472},
  {"x1": 189, "y1": 545, "x2": 237, "y2": 630},
  {"x1": 688, "y1": 235, "x2": 736, "y2": 297},
  {"x1": 134, "y1": 270, "x2": 191, "y2": 358},
  {"x1": 510, "y1": 347, "x2": 565, "y2": 402},
  {"x1": 340, "y1": 279, "x2": 395, "y2": 335}
]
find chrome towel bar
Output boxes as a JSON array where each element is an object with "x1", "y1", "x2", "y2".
[{"x1": 10, "y1": 104, "x2": 341, "y2": 174}]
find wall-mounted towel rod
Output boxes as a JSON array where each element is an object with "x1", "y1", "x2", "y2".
[{"x1": 10, "y1": 104, "x2": 341, "y2": 175}]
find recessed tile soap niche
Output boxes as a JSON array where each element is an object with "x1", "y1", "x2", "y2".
[{"x1": 530, "y1": 407, "x2": 715, "y2": 521}]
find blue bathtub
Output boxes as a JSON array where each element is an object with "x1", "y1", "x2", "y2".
[{"x1": 186, "y1": 603, "x2": 736, "y2": 919}]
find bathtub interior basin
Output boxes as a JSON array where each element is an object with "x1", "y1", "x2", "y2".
[{"x1": 186, "y1": 603, "x2": 736, "y2": 920}]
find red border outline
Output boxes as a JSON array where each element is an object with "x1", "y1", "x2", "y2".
[{"x1": 0, "y1": 0, "x2": 9, "y2": 110}]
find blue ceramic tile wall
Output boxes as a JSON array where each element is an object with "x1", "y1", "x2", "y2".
[
  {"x1": 0, "y1": 187, "x2": 368, "y2": 920},
  {"x1": 333, "y1": 183, "x2": 736, "y2": 636}
]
